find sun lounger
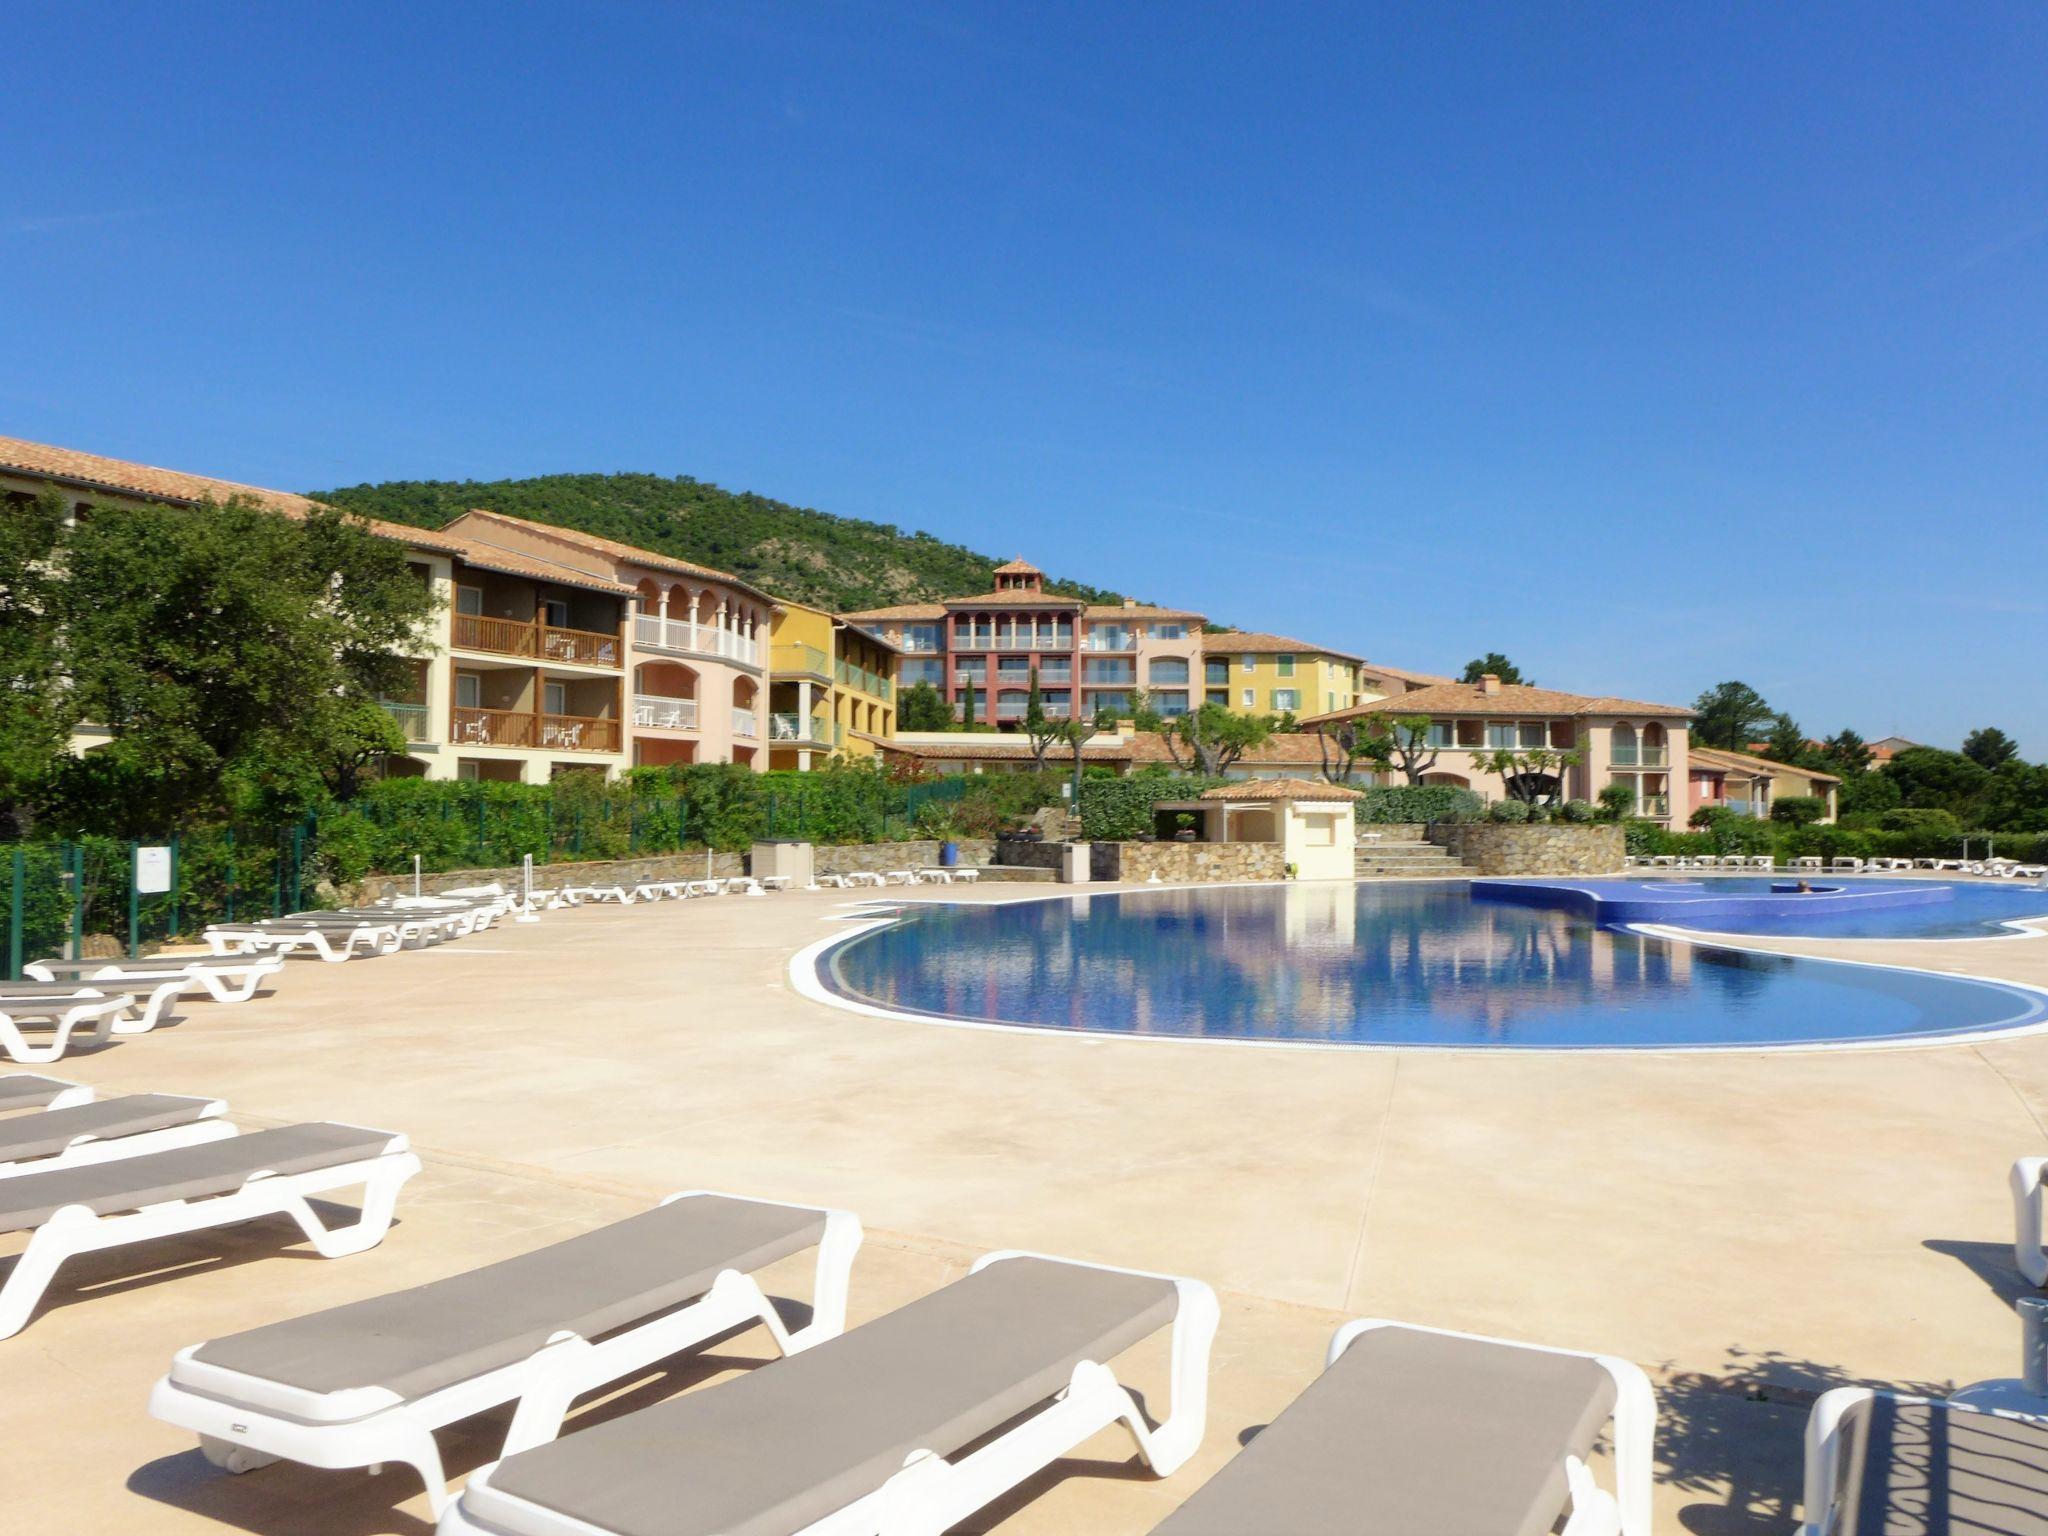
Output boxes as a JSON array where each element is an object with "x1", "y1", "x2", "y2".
[
  {"x1": 722, "y1": 876, "x2": 765, "y2": 896},
  {"x1": 0, "y1": 1121, "x2": 417, "y2": 1339},
  {"x1": 917, "y1": 868, "x2": 956, "y2": 884},
  {"x1": 1744, "y1": 855, "x2": 1775, "y2": 870},
  {"x1": 0, "y1": 1093, "x2": 233, "y2": 1177},
  {"x1": 153, "y1": 1191, "x2": 862, "y2": 1515},
  {"x1": 1798, "y1": 1388, "x2": 2048, "y2": 1535},
  {"x1": 0, "y1": 986, "x2": 137, "y2": 1063},
  {"x1": 27, "y1": 951, "x2": 284, "y2": 1005},
  {"x1": 948, "y1": 867, "x2": 979, "y2": 883},
  {"x1": 205, "y1": 918, "x2": 404, "y2": 963},
  {"x1": 842, "y1": 871, "x2": 885, "y2": 889},
  {"x1": 3, "y1": 971, "x2": 184, "y2": 1036},
  {"x1": 1150, "y1": 1318, "x2": 1654, "y2": 1536},
  {"x1": 0, "y1": 1073, "x2": 94, "y2": 1113},
  {"x1": 812, "y1": 873, "x2": 851, "y2": 890},
  {"x1": 757, "y1": 875, "x2": 793, "y2": 892},
  {"x1": 878, "y1": 869, "x2": 918, "y2": 886},
  {"x1": 439, "y1": 1249, "x2": 1219, "y2": 1536},
  {"x1": 561, "y1": 885, "x2": 633, "y2": 905},
  {"x1": 1793, "y1": 856, "x2": 1824, "y2": 872},
  {"x1": 1832, "y1": 858, "x2": 1866, "y2": 873}
]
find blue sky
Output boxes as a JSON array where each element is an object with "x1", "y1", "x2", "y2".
[{"x1": 5, "y1": 3, "x2": 2045, "y2": 752}]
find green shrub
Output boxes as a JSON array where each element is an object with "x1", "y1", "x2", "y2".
[
  {"x1": 1597, "y1": 783, "x2": 1636, "y2": 821},
  {"x1": 1880, "y1": 807, "x2": 1962, "y2": 837},
  {"x1": 1560, "y1": 798, "x2": 1596, "y2": 823},
  {"x1": 1488, "y1": 799, "x2": 1531, "y2": 823},
  {"x1": 1355, "y1": 784, "x2": 1483, "y2": 824},
  {"x1": 1770, "y1": 796, "x2": 1826, "y2": 826},
  {"x1": 1078, "y1": 774, "x2": 1227, "y2": 840}
]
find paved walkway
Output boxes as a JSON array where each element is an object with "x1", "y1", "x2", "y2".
[{"x1": 9, "y1": 881, "x2": 2048, "y2": 1533}]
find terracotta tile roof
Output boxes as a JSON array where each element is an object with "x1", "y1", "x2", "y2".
[
  {"x1": 1124, "y1": 730, "x2": 1330, "y2": 766},
  {"x1": 1689, "y1": 746, "x2": 1841, "y2": 784},
  {"x1": 942, "y1": 590, "x2": 1086, "y2": 610},
  {"x1": 841, "y1": 601, "x2": 949, "y2": 623},
  {"x1": 0, "y1": 433, "x2": 467, "y2": 554},
  {"x1": 1302, "y1": 680, "x2": 1691, "y2": 725},
  {"x1": 1082, "y1": 603, "x2": 1204, "y2": 620},
  {"x1": 1200, "y1": 777, "x2": 1362, "y2": 802},
  {"x1": 1358, "y1": 661, "x2": 1457, "y2": 687},
  {"x1": 992, "y1": 557, "x2": 1042, "y2": 576},
  {"x1": 1209, "y1": 631, "x2": 1366, "y2": 664},
  {"x1": 433, "y1": 528, "x2": 637, "y2": 596},
  {"x1": 449, "y1": 509, "x2": 777, "y2": 604}
]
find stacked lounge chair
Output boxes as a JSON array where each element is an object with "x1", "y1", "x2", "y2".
[
  {"x1": 0, "y1": 1092, "x2": 233, "y2": 1175},
  {"x1": 0, "y1": 982, "x2": 136, "y2": 1063},
  {"x1": 0, "y1": 1072, "x2": 95, "y2": 1112},
  {"x1": 28, "y1": 951, "x2": 283, "y2": 1008},
  {"x1": 152, "y1": 1191, "x2": 861, "y2": 1516}
]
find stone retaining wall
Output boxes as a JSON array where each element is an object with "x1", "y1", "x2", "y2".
[
  {"x1": 1091, "y1": 840, "x2": 1286, "y2": 883},
  {"x1": 993, "y1": 839, "x2": 1066, "y2": 870},
  {"x1": 1425, "y1": 823, "x2": 1624, "y2": 875}
]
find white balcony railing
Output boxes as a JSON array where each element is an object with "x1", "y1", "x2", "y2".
[
  {"x1": 1081, "y1": 634, "x2": 1138, "y2": 652},
  {"x1": 954, "y1": 633, "x2": 1072, "y2": 652},
  {"x1": 732, "y1": 707, "x2": 758, "y2": 738},
  {"x1": 632, "y1": 613, "x2": 762, "y2": 668},
  {"x1": 632, "y1": 693, "x2": 699, "y2": 731}
]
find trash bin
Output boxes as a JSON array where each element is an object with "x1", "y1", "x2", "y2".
[
  {"x1": 1059, "y1": 841, "x2": 1091, "y2": 884},
  {"x1": 940, "y1": 840, "x2": 960, "y2": 867}
]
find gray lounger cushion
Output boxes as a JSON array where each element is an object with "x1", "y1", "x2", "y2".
[
  {"x1": 0, "y1": 1094, "x2": 217, "y2": 1163},
  {"x1": 481, "y1": 1255, "x2": 1178, "y2": 1536},
  {"x1": 0, "y1": 1074, "x2": 78, "y2": 1110},
  {"x1": 0, "y1": 1122, "x2": 394, "y2": 1233},
  {"x1": 1831, "y1": 1397, "x2": 2048, "y2": 1535},
  {"x1": 0, "y1": 981, "x2": 117, "y2": 999},
  {"x1": 1152, "y1": 1325, "x2": 1616, "y2": 1536},
  {"x1": 183, "y1": 1194, "x2": 828, "y2": 1402},
  {"x1": 32, "y1": 955, "x2": 272, "y2": 976}
]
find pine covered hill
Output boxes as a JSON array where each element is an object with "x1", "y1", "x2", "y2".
[{"x1": 312, "y1": 472, "x2": 1124, "y2": 613}]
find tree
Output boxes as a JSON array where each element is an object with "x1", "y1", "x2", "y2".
[
  {"x1": 1596, "y1": 782, "x2": 1636, "y2": 821},
  {"x1": 1315, "y1": 717, "x2": 1388, "y2": 785},
  {"x1": 1963, "y1": 727, "x2": 2021, "y2": 770},
  {"x1": 897, "y1": 681, "x2": 952, "y2": 731},
  {"x1": 958, "y1": 678, "x2": 978, "y2": 728},
  {"x1": 1159, "y1": 702, "x2": 1275, "y2": 776},
  {"x1": 1461, "y1": 653, "x2": 1529, "y2": 686},
  {"x1": 1021, "y1": 668, "x2": 1064, "y2": 772},
  {"x1": 49, "y1": 497, "x2": 438, "y2": 833},
  {"x1": 1478, "y1": 746, "x2": 1584, "y2": 806},
  {"x1": 1364, "y1": 714, "x2": 1442, "y2": 785},
  {"x1": 1691, "y1": 681, "x2": 1774, "y2": 751},
  {"x1": 0, "y1": 492, "x2": 75, "y2": 839},
  {"x1": 1821, "y1": 729, "x2": 1873, "y2": 777},
  {"x1": 1764, "y1": 713, "x2": 1810, "y2": 766},
  {"x1": 1770, "y1": 796, "x2": 1825, "y2": 826}
]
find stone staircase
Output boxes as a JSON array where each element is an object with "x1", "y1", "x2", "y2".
[{"x1": 1355, "y1": 825, "x2": 1471, "y2": 879}]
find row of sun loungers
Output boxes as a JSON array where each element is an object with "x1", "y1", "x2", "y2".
[
  {"x1": 0, "y1": 952, "x2": 284, "y2": 1064},
  {"x1": 8, "y1": 1058, "x2": 2048, "y2": 1533}
]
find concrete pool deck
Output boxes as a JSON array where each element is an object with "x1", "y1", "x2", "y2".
[{"x1": 10, "y1": 880, "x2": 2048, "y2": 1533}]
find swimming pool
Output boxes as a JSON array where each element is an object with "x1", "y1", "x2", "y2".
[
  {"x1": 814, "y1": 883, "x2": 2048, "y2": 1051},
  {"x1": 1476, "y1": 876, "x2": 2048, "y2": 938}
]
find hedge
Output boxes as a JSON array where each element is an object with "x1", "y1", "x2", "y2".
[
  {"x1": 1356, "y1": 784, "x2": 1485, "y2": 824},
  {"x1": 1077, "y1": 774, "x2": 1230, "y2": 840}
]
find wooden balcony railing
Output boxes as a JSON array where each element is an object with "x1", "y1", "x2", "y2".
[
  {"x1": 453, "y1": 613, "x2": 622, "y2": 668},
  {"x1": 449, "y1": 706, "x2": 620, "y2": 753}
]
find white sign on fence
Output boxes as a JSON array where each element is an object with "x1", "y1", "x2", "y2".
[{"x1": 135, "y1": 845, "x2": 173, "y2": 894}]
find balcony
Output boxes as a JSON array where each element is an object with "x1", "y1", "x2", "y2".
[
  {"x1": 993, "y1": 667, "x2": 1034, "y2": 686},
  {"x1": 632, "y1": 693, "x2": 700, "y2": 731},
  {"x1": 1640, "y1": 795, "x2": 1671, "y2": 818},
  {"x1": 455, "y1": 613, "x2": 623, "y2": 669},
  {"x1": 450, "y1": 706, "x2": 621, "y2": 753},
  {"x1": 834, "y1": 657, "x2": 894, "y2": 700},
  {"x1": 632, "y1": 614, "x2": 761, "y2": 668},
  {"x1": 770, "y1": 713, "x2": 832, "y2": 745},
  {"x1": 771, "y1": 641, "x2": 833, "y2": 681},
  {"x1": 1609, "y1": 748, "x2": 1668, "y2": 768},
  {"x1": 379, "y1": 700, "x2": 431, "y2": 743},
  {"x1": 1081, "y1": 634, "x2": 1138, "y2": 652},
  {"x1": 954, "y1": 633, "x2": 1071, "y2": 652},
  {"x1": 732, "y1": 707, "x2": 758, "y2": 739}
]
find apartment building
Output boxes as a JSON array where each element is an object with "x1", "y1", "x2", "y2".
[
  {"x1": 1206, "y1": 633, "x2": 1375, "y2": 717},
  {"x1": 439, "y1": 510, "x2": 774, "y2": 771},
  {"x1": 1304, "y1": 674, "x2": 1696, "y2": 826},
  {"x1": 766, "y1": 600, "x2": 898, "y2": 769}
]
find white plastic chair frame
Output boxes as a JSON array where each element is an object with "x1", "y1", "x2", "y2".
[
  {"x1": 151, "y1": 1193, "x2": 863, "y2": 1519},
  {"x1": 0, "y1": 991, "x2": 136, "y2": 1064},
  {"x1": 205, "y1": 923, "x2": 403, "y2": 963},
  {"x1": 439, "y1": 1248, "x2": 1220, "y2": 1536},
  {"x1": 0, "y1": 1130, "x2": 420, "y2": 1340},
  {"x1": 29, "y1": 954, "x2": 284, "y2": 1006}
]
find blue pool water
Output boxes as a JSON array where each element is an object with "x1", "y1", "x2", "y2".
[
  {"x1": 1477, "y1": 876, "x2": 2048, "y2": 937},
  {"x1": 820, "y1": 883, "x2": 2048, "y2": 1050}
]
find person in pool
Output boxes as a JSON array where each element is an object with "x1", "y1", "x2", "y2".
[{"x1": 1795, "y1": 879, "x2": 1813, "y2": 893}]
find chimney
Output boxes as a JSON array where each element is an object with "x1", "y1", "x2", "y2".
[
  {"x1": 1480, "y1": 673, "x2": 1501, "y2": 695},
  {"x1": 1123, "y1": 597, "x2": 1136, "y2": 609}
]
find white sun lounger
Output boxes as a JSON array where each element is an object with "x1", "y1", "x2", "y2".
[
  {"x1": 2, "y1": 971, "x2": 184, "y2": 1036},
  {"x1": 842, "y1": 871, "x2": 885, "y2": 889},
  {"x1": 0, "y1": 1073, "x2": 94, "y2": 1113},
  {"x1": 0, "y1": 1093, "x2": 233, "y2": 1177},
  {"x1": 917, "y1": 868, "x2": 956, "y2": 884},
  {"x1": 0, "y1": 1121, "x2": 418, "y2": 1339},
  {"x1": 1832, "y1": 858, "x2": 1866, "y2": 873},
  {"x1": 439, "y1": 1249, "x2": 1219, "y2": 1536},
  {"x1": 561, "y1": 885, "x2": 634, "y2": 905},
  {"x1": 878, "y1": 869, "x2": 918, "y2": 886},
  {"x1": 812, "y1": 873, "x2": 851, "y2": 890},
  {"x1": 1793, "y1": 856, "x2": 1824, "y2": 872},
  {"x1": 1744, "y1": 855, "x2": 1775, "y2": 870},
  {"x1": 757, "y1": 875, "x2": 793, "y2": 892},
  {"x1": 205, "y1": 920, "x2": 403, "y2": 963},
  {"x1": 153, "y1": 1191, "x2": 861, "y2": 1516},
  {"x1": 1151, "y1": 1318, "x2": 1654, "y2": 1536},
  {"x1": 1798, "y1": 1383, "x2": 2048, "y2": 1534},
  {"x1": 0, "y1": 986, "x2": 137, "y2": 1064},
  {"x1": 27, "y1": 951, "x2": 284, "y2": 1006}
]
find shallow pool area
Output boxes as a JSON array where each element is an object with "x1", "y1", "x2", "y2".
[
  {"x1": 1479, "y1": 875, "x2": 2048, "y2": 939},
  {"x1": 819, "y1": 882, "x2": 2048, "y2": 1050}
]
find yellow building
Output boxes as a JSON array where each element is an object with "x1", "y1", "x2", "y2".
[
  {"x1": 766, "y1": 600, "x2": 898, "y2": 769},
  {"x1": 1205, "y1": 633, "x2": 1376, "y2": 718}
]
